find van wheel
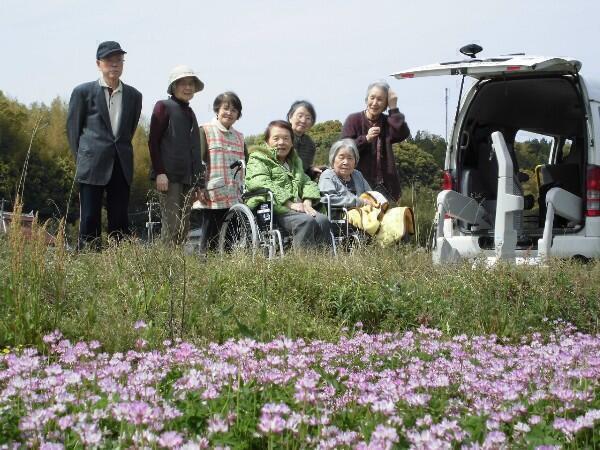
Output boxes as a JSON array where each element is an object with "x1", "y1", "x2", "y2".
[{"x1": 572, "y1": 255, "x2": 590, "y2": 264}]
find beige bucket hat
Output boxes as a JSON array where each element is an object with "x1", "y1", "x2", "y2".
[{"x1": 167, "y1": 65, "x2": 204, "y2": 95}]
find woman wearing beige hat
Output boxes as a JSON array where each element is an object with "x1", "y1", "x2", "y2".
[{"x1": 148, "y1": 65, "x2": 204, "y2": 245}]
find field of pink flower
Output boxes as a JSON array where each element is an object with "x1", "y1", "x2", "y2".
[{"x1": 1, "y1": 322, "x2": 599, "y2": 449}]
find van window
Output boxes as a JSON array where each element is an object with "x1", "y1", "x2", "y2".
[{"x1": 514, "y1": 131, "x2": 553, "y2": 172}]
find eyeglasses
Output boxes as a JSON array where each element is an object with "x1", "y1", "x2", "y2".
[{"x1": 294, "y1": 113, "x2": 313, "y2": 123}]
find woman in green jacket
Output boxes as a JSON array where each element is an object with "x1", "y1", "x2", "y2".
[{"x1": 245, "y1": 120, "x2": 332, "y2": 250}]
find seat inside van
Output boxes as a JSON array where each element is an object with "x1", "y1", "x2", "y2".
[{"x1": 457, "y1": 76, "x2": 586, "y2": 240}]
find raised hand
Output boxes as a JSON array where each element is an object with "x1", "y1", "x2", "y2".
[{"x1": 387, "y1": 89, "x2": 398, "y2": 109}]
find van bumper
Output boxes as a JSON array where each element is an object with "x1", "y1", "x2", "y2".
[{"x1": 433, "y1": 234, "x2": 600, "y2": 262}]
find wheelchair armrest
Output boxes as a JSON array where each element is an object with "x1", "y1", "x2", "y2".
[
  {"x1": 322, "y1": 193, "x2": 333, "y2": 218},
  {"x1": 242, "y1": 188, "x2": 272, "y2": 201}
]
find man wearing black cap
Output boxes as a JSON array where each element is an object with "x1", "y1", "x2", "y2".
[{"x1": 67, "y1": 41, "x2": 143, "y2": 250}]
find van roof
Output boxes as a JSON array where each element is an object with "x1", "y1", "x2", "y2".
[{"x1": 391, "y1": 55, "x2": 582, "y2": 80}]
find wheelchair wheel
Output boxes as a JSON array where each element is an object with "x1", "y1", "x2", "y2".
[
  {"x1": 218, "y1": 204, "x2": 259, "y2": 254},
  {"x1": 341, "y1": 232, "x2": 362, "y2": 253}
]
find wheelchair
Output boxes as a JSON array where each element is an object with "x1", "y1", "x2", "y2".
[
  {"x1": 322, "y1": 194, "x2": 365, "y2": 254},
  {"x1": 217, "y1": 160, "x2": 289, "y2": 258},
  {"x1": 217, "y1": 160, "x2": 365, "y2": 257},
  {"x1": 218, "y1": 187, "x2": 288, "y2": 258}
]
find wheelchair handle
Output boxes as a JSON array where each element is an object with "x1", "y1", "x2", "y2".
[
  {"x1": 230, "y1": 159, "x2": 244, "y2": 170},
  {"x1": 230, "y1": 159, "x2": 246, "y2": 190},
  {"x1": 241, "y1": 188, "x2": 272, "y2": 201}
]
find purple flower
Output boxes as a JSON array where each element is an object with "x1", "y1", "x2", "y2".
[
  {"x1": 258, "y1": 414, "x2": 286, "y2": 434},
  {"x1": 207, "y1": 414, "x2": 229, "y2": 434},
  {"x1": 483, "y1": 431, "x2": 506, "y2": 446},
  {"x1": 158, "y1": 431, "x2": 183, "y2": 448},
  {"x1": 43, "y1": 330, "x2": 63, "y2": 345},
  {"x1": 40, "y1": 444, "x2": 64, "y2": 450},
  {"x1": 134, "y1": 320, "x2": 148, "y2": 330}
]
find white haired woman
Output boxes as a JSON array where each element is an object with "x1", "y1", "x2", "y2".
[
  {"x1": 319, "y1": 138, "x2": 414, "y2": 246},
  {"x1": 341, "y1": 80, "x2": 410, "y2": 202},
  {"x1": 318, "y1": 138, "x2": 373, "y2": 208}
]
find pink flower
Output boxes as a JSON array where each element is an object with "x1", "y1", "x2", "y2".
[
  {"x1": 258, "y1": 415, "x2": 286, "y2": 434},
  {"x1": 134, "y1": 320, "x2": 148, "y2": 330},
  {"x1": 158, "y1": 431, "x2": 183, "y2": 448},
  {"x1": 40, "y1": 444, "x2": 64, "y2": 450},
  {"x1": 207, "y1": 414, "x2": 229, "y2": 434},
  {"x1": 43, "y1": 330, "x2": 63, "y2": 345}
]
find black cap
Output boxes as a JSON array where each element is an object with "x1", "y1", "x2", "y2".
[{"x1": 96, "y1": 41, "x2": 126, "y2": 60}]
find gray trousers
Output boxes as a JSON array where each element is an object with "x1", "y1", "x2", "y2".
[
  {"x1": 277, "y1": 210, "x2": 332, "y2": 250},
  {"x1": 159, "y1": 182, "x2": 194, "y2": 245}
]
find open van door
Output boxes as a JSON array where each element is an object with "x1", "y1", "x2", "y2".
[{"x1": 391, "y1": 56, "x2": 581, "y2": 80}]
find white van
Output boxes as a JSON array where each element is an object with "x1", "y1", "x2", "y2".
[{"x1": 393, "y1": 45, "x2": 600, "y2": 263}]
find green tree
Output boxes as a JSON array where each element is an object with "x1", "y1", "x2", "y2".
[
  {"x1": 514, "y1": 138, "x2": 552, "y2": 171},
  {"x1": 244, "y1": 133, "x2": 265, "y2": 147},
  {"x1": 0, "y1": 91, "x2": 29, "y2": 161},
  {"x1": 308, "y1": 120, "x2": 342, "y2": 166},
  {"x1": 393, "y1": 141, "x2": 442, "y2": 190},
  {"x1": 411, "y1": 131, "x2": 447, "y2": 168},
  {"x1": 42, "y1": 97, "x2": 71, "y2": 159}
]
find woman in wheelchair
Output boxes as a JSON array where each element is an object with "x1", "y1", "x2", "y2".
[
  {"x1": 319, "y1": 138, "x2": 414, "y2": 246},
  {"x1": 245, "y1": 120, "x2": 332, "y2": 250},
  {"x1": 318, "y1": 139, "x2": 374, "y2": 208}
]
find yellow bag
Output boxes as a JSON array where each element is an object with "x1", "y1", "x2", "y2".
[
  {"x1": 359, "y1": 191, "x2": 389, "y2": 214},
  {"x1": 346, "y1": 204, "x2": 383, "y2": 236},
  {"x1": 375, "y1": 207, "x2": 415, "y2": 247},
  {"x1": 345, "y1": 191, "x2": 390, "y2": 236},
  {"x1": 346, "y1": 191, "x2": 414, "y2": 244}
]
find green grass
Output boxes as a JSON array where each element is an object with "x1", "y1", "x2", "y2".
[{"x1": 1, "y1": 213, "x2": 599, "y2": 353}]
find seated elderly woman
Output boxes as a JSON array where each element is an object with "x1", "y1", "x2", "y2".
[
  {"x1": 319, "y1": 138, "x2": 414, "y2": 246},
  {"x1": 245, "y1": 120, "x2": 332, "y2": 250},
  {"x1": 318, "y1": 138, "x2": 373, "y2": 208}
]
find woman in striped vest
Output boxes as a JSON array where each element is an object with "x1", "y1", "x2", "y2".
[{"x1": 196, "y1": 92, "x2": 246, "y2": 253}]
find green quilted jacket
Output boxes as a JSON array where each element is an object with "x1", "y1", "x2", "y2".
[{"x1": 245, "y1": 144, "x2": 321, "y2": 214}]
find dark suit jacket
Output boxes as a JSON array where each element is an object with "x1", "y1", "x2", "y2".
[{"x1": 67, "y1": 80, "x2": 142, "y2": 186}]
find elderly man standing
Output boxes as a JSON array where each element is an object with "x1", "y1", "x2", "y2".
[{"x1": 67, "y1": 41, "x2": 143, "y2": 250}]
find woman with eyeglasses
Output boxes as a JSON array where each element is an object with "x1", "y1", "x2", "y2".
[{"x1": 287, "y1": 100, "x2": 325, "y2": 179}]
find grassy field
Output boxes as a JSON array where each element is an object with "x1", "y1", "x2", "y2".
[
  {"x1": 1, "y1": 213, "x2": 599, "y2": 353},
  {"x1": 2, "y1": 216, "x2": 600, "y2": 447}
]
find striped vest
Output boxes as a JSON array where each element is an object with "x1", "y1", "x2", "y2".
[{"x1": 197, "y1": 123, "x2": 245, "y2": 209}]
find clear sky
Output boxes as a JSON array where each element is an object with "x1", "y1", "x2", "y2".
[{"x1": 2, "y1": 0, "x2": 599, "y2": 139}]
